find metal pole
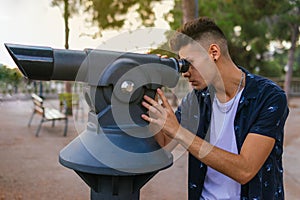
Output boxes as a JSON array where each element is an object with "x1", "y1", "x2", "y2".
[{"x1": 39, "y1": 81, "x2": 43, "y2": 98}]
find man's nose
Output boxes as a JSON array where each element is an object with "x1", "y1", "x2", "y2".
[{"x1": 182, "y1": 70, "x2": 191, "y2": 78}]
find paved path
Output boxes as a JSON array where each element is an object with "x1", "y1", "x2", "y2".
[{"x1": 0, "y1": 97, "x2": 299, "y2": 199}]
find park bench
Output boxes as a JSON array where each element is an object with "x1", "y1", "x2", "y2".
[{"x1": 28, "y1": 93, "x2": 68, "y2": 137}]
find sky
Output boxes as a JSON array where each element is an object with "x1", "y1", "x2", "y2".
[{"x1": 0, "y1": 0, "x2": 174, "y2": 68}]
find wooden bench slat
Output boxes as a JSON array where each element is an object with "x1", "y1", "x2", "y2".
[
  {"x1": 34, "y1": 106, "x2": 44, "y2": 115},
  {"x1": 44, "y1": 108, "x2": 66, "y2": 120}
]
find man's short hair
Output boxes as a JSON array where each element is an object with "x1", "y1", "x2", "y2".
[{"x1": 169, "y1": 17, "x2": 229, "y2": 55}]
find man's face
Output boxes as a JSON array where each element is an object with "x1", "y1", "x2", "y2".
[{"x1": 178, "y1": 42, "x2": 217, "y2": 90}]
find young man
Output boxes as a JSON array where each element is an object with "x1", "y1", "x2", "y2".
[{"x1": 141, "y1": 17, "x2": 289, "y2": 199}]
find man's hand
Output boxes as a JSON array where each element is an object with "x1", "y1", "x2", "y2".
[{"x1": 141, "y1": 88, "x2": 180, "y2": 140}]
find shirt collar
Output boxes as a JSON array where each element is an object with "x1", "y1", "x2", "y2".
[
  {"x1": 193, "y1": 66, "x2": 259, "y2": 110},
  {"x1": 240, "y1": 67, "x2": 259, "y2": 100}
]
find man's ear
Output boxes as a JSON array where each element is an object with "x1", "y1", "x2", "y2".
[{"x1": 208, "y1": 44, "x2": 221, "y2": 62}]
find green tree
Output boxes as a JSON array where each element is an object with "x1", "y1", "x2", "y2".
[
  {"x1": 51, "y1": 0, "x2": 164, "y2": 92},
  {"x1": 265, "y1": 0, "x2": 300, "y2": 99},
  {"x1": 51, "y1": 0, "x2": 81, "y2": 93},
  {"x1": 196, "y1": 0, "x2": 276, "y2": 73},
  {"x1": 167, "y1": 0, "x2": 299, "y2": 83},
  {"x1": 52, "y1": 0, "x2": 164, "y2": 44},
  {"x1": 80, "y1": 0, "x2": 163, "y2": 36},
  {"x1": 0, "y1": 65, "x2": 23, "y2": 93}
]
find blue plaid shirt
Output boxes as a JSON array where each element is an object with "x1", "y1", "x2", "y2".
[{"x1": 176, "y1": 68, "x2": 289, "y2": 200}]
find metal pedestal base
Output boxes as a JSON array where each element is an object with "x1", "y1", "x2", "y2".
[{"x1": 91, "y1": 189, "x2": 140, "y2": 200}]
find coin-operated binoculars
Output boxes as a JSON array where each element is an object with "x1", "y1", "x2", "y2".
[{"x1": 5, "y1": 43, "x2": 190, "y2": 200}]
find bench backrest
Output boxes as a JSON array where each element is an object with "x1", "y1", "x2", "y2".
[{"x1": 31, "y1": 93, "x2": 45, "y2": 115}]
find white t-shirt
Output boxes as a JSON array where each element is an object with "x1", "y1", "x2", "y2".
[{"x1": 200, "y1": 89, "x2": 243, "y2": 200}]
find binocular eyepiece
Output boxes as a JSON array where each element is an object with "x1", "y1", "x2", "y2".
[{"x1": 177, "y1": 58, "x2": 190, "y2": 73}]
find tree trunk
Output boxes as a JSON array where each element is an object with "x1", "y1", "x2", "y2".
[
  {"x1": 182, "y1": 0, "x2": 198, "y2": 23},
  {"x1": 284, "y1": 24, "x2": 299, "y2": 101},
  {"x1": 64, "y1": 0, "x2": 70, "y2": 50},
  {"x1": 64, "y1": 0, "x2": 72, "y2": 93},
  {"x1": 176, "y1": 0, "x2": 198, "y2": 105}
]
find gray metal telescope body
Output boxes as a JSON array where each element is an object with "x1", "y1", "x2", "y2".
[{"x1": 5, "y1": 43, "x2": 182, "y2": 200}]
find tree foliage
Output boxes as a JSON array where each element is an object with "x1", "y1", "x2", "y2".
[
  {"x1": 264, "y1": 0, "x2": 300, "y2": 97},
  {"x1": 196, "y1": 0, "x2": 276, "y2": 73},
  {"x1": 51, "y1": 0, "x2": 81, "y2": 16},
  {"x1": 0, "y1": 65, "x2": 23, "y2": 85},
  {"x1": 167, "y1": 0, "x2": 299, "y2": 80},
  {"x1": 50, "y1": 0, "x2": 299, "y2": 82},
  {"x1": 51, "y1": 0, "x2": 164, "y2": 37},
  {"x1": 78, "y1": 0, "x2": 163, "y2": 37}
]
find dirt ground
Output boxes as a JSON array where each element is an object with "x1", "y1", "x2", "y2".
[{"x1": 0, "y1": 97, "x2": 299, "y2": 200}]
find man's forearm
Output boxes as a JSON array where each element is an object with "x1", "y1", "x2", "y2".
[{"x1": 175, "y1": 127, "x2": 274, "y2": 184}]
